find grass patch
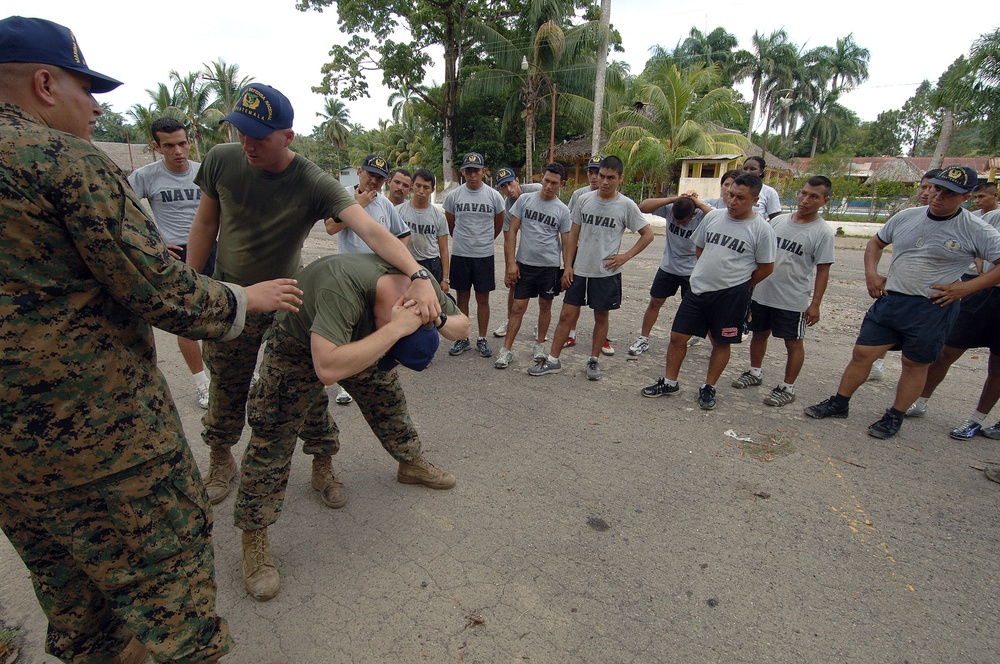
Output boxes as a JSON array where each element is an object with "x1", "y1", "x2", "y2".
[
  {"x1": 738, "y1": 430, "x2": 796, "y2": 462},
  {"x1": 0, "y1": 625, "x2": 19, "y2": 664}
]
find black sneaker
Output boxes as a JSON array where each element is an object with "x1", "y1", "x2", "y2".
[
  {"x1": 698, "y1": 384, "x2": 717, "y2": 410},
  {"x1": 641, "y1": 377, "x2": 678, "y2": 398},
  {"x1": 804, "y1": 396, "x2": 849, "y2": 419},
  {"x1": 867, "y1": 409, "x2": 903, "y2": 439}
]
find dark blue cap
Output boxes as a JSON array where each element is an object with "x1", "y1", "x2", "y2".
[
  {"x1": 362, "y1": 154, "x2": 390, "y2": 178},
  {"x1": 222, "y1": 84, "x2": 294, "y2": 139},
  {"x1": 587, "y1": 155, "x2": 603, "y2": 170},
  {"x1": 495, "y1": 167, "x2": 516, "y2": 186},
  {"x1": 377, "y1": 325, "x2": 440, "y2": 372},
  {"x1": 0, "y1": 17, "x2": 122, "y2": 93},
  {"x1": 930, "y1": 165, "x2": 978, "y2": 194},
  {"x1": 461, "y1": 152, "x2": 485, "y2": 170}
]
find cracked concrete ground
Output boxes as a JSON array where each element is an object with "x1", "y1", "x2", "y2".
[{"x1": 3, "y1": 226, "x2": 999, "y2": 663}]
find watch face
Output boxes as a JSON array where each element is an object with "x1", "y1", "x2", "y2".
[{"x1": 414, "y1": 269, "x2": 431, "y2": 279}]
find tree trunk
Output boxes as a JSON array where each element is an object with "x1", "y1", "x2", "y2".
[
  {"x1": 929, "y1": 107, "x2": 954, "y2": 170},
  {"x1": 524, "y1": 96, "x2": 537, "y2": 183},
  {"x1": 590, "y1": 0, "x2": 611, "y2": 157},
  {"x1": 762, "y1": 100, "x2": 774, "y2": 161},
  {"x1": 746, "y1": 79, "x2": 760, "y2": 140},
  {"x1": 810, "y1": 132, "x2": 819, "y2": 159},
  {"x1": 441, "y1": 16, "x2": 461, "y2": 187}
]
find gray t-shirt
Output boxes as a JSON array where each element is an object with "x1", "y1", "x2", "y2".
[
  {"x1": 509, "y1": 192, "x2": 572, "y2": 267},
  {"x1": 571, "y1": 191, "x2": 649, "y2": 277},
  {"x1": 568, "y1": 184, "x2": 596, "y2": 212},
  {"x1": 754, "y1": 183, "x2": 781, "y2": 219},
  {"x1": 444, "y1": 184, "x2": 505, "y2": 258},
  {"x1": 127, "y1": 159, "x2": 202, "y2": 245},
  {"x1": 502, "y1": 183, "x2": 543, "y2": 231},
  {"x1": 878, "y1": 207, "x2": 1000, "y2": 296},
  {"x1": 752, "y1": 213, "x2": 836, "y2": 312},
  {"x1": 398, "y1": 202, "x2": 448, "y2": 261},
  {"x1": 703, "y1": 197, "x2": 726, "y2": 210},
  {"x1": 655, "y1": 203, "x2": 703, "y2": 276},
  {"x1": 337, "y1": 187, "x2": 411, "y2": 254},
  {"x1": 690, "y1": 209, "x2": 776, "y2": 295}
]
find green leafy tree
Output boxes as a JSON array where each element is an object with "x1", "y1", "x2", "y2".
[
  {"x1": 730, "y1": 29, "x2": 798, "y2": 139},
  {"x1": 92, "y1": 103, "x2": 133, "y2": 143},
  {"x1": 676, "y1": 26, "x2": 740, "y2": 86},
  {"x1": 316, "y1": 97, "x2": 352, "y2": 167},
  {"x1": 169, "y1": 70, "x2": 225, "y2": 159},
  {"x1": 899, "y1": 81, "x2": 933, "y2": 156},
  {"x1": 928, "y1": 56, "x2": 976, "y2": 168},
  {"x1": 297, "y1": 0, "x2": 523, "y2": 184},
  {"x1": 202, "y1": 58, "x2": 254, "y2": 143}
]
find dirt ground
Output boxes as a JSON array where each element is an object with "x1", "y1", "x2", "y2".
[{"x1": 2, "y1": 227, "x2": 999, "y2": 663}]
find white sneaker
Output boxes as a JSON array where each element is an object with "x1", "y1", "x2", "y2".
[
  {"x1": 867, "y1": 365, "x2": 884, "y2": 382},
  {"x1": 335, "y1": 386, "x2": 353, "y2": 405},
  {"x1": 687, "y1": 336, "x2": 702, "y2": 347},
  {"x1": 628, "y1": 337, "x2": 650, "y2": 356},
  {"x1": 494, "y1": 348, "x2": 514, "y2": 369},
  {"x1": 532, "y1": 344, "x2": 546, "y2": 361},
  {"x1": 493, "y1": 320, "x2": 508, "y2": 337},
  {"x1": 905, "y1": 401, "x2": 927, "y2": 417},
  {"x1": 196, "y1": 383, "x2": 210, "y2": 409}
]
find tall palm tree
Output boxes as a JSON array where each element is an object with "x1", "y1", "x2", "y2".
[
  {"x1": 316, "y1": 97, "x2": 352, "y2": 167},
  {"x1": 202, "y1": 58, "x2": 254, "y2": 143},
  {"x1": 605, "y1": 62, "x2": 748, "y2": 186},
  {"x1": 677, "y1": 27, "x2": 739, "y2": 86},
  {"x1": 821, "y1": 34, "x2": 870, "y2": 94},
  {"x1": 731, "y1": 29, "x2": 798, "y2": 139},
  {"x1": 127, "y1": 83, "x2": 183, "y2": 146},
  {"x1": 169, "y1": 70, "x2": 224, "y2": 159}
]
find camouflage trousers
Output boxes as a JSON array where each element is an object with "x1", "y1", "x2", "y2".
[
  {"x1": 0, "y1": 445, "x2": 231, "y2": 663},
  {"x1": 201, "y1": 310, "x2": 336, "y2": 453},
  {"x1": 233, "y1": 324, "x2": 422, "y2": 530}
]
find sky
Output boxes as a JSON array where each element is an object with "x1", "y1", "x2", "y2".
[{"x1": 21, "y1": 1, "x2": 995, "y2": 137}]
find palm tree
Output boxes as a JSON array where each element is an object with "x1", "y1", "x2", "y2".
[
  {"x1": 316, "y1": 97, "x2": 352, "y2": 167},
  {"x1": 731, "y1": 29, "x2": 798, "y2": 139},
  {"x1": 677, "y1": 27, "x2": 740, "y2": 86},
  {"x1": 928, "y1": 56, "x2": 976, "y2": 168},
  {"x1": 202, "y1": 58, "x2": 254, "y2": 143},
  {"x1": 605, "y1": 62, "x2": 748, "y2": 187},
  {"x1": 127, "y1": 83, "x2": 184, "y2": 146},
  {"x1": 169, "y1": 70, "x2": 225, "y2": 159},
  {"x1": 822, "y1": 34, "x2": 870, "y2": 94}
]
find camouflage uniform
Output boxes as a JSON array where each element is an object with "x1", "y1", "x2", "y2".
[
  {"x1": 0, "y1": 104, "x2": 236, "y2": 660},
  {"x1": 233, "y1": 324, "x2": 421, "y2": 530}
]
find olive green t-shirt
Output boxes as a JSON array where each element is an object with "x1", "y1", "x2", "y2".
[
  {"x1": 195, "y1": 143, "x2": 355, "y2": 285},
  {"x1": 279, "y1": 253, "x2": 460, "y2": 347}
]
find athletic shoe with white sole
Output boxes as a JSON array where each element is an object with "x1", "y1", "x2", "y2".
[
  {"x1": 532, "y1": 344, "x2": 546, "y2": 361},
  {"x1": 586, "y1": 357, "x2": 602, "y2": 380},
  {"x1": 949, "y1": 418, "x2": 982, "y2": 441},
  {"x1": 476, "y1": 338, "x2": 492, "y2": 358},
  {"x1": 493, "y1": 320, "x2": 508, "y2": 337},
  {"x1": 196, "y1": 383, "x2": 210, "y2": 409},
  {"x1": 628, "y1": 337, "x2": 650, "y2": 356},
  {"x1": 698, "y1": 384, "x2": 717, "y2": 410},
  {"x1": 641, "y1": 377, "x2": 678, "y2": 398},
  {"x1": 763, "y1": 386, "x2": 795, "y2": 407},
  {"x1": 982, "y1": 421, "x2": 1000, "y2": 439},
  {"x1": 528, "y1": 357, "x2": 562, "y2": 376},
  {"x1": 494, "y1": 348, "x2": 514, "y2": 369},
  {"x1": 905, "y1": 401, "x2": 927, "y2": 417},
  {"x1": 449, "y1": 338, "x2": 471, "y2": 356},
  {"x1": 601, "y1": 339, "x2": 615, "y2": 356},
  {"x1": 732, "y1": 370, "x2": 763, "y2": 389}
]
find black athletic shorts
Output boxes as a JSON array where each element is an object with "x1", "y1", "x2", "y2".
[
  {"x1": 671, "y1": 282, "x2": 751, "y2": 345},
  {"x1": 175, "y1": 243, "x2": 217, "y2": 278},
  {"x1": 944, "y1": 287, "x2": 1000, "y2": 353},
  {"x1": 747, "y1": 301, "x2": 806, "y2": 340},
  {"x1": 563, "y1": 273, "x2": 622, "y2": 310},
  {"x1": 450, "y1": 255, "x2": 495, "y2": 293},
  {"x1": 417, "y1": 257, "x2": 444, "y2": 283},
  {"x1": 649, "y1": 268, "x2": 690, "y2": 299},
  {"x1": 513, "y1": 263, "x2": 561, "y2": 301}
]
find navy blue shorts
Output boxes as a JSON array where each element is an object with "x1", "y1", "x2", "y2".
[
  {"x1": 856, "y1": 292, "x2": 960, "y2": 363},
  {"x1": 513, "y1": 263, "x2": 561, "y2": 301},
  {"x1": 672, "y1": 282, "x2": 751, "y2": 345},
  {"x1": 944, "y1": 287, "x2": 1000, "y2": 353},
  {"x1": 649, "y1": 269, "x2": 690, "y2": 300},
  {"x1": 563, "y1": 273, "x2": 622, "y2": 310},
  {"x1": 177, "y1": 244, "x2": 217, "y2": 278},
  {"x1": 417, "y1": 257, "x2": 444, "y2": 283},
  {"x1": 450, "y1": 255, "x2": 495, "y2": 293},
  {"x1": 747, "y1": 301, "x2": 806, "y2": 340}
]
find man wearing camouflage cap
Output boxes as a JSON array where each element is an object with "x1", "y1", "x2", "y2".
[{"x1": 0, "y1": 16, "x2": 303, "y2": 663}]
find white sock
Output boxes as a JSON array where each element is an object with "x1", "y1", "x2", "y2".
[
  {"x1": 664, "y1": 378, "x2": 678, "y2": 387},
  {"x1": 914, "y1": 397, "x2": 929, "y2": 408},
  {"x1": 547, "y1": 354, "x2": 560, "y2": 364},
  {"x1": 972, "y1": 411, "x2": 988, "y2": 424},
  {"x1": 779, "y1": 382, "x2": 795, "y2": 393},
  {"x1": 478, "y1": 336, "x2": 486, "y2": 342},
  {"x1": 637, "y1": 335, "x2": 649, "y2": 342},
  {"x1": 872, "y1": 358, "x2": 885, "y2": 370},
  {"x1": 193, "y1": 371, "x2": 209, "y2": 387},
  {"x1": 568, "y1": 330, "x2": 577, "y2": 339},
  {"x1": 749, "y1": 367, "x2": 763, "y2": 377}
]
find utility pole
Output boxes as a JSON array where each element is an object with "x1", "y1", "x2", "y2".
[{"x1": 590, "y1": 0, "x2": 611, "y2": 157}]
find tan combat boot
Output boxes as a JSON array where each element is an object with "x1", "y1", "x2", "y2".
[
  {"x1": 106, "y1": 635, "x2": 149, "y2": 664},
  {"x1": 241, "y1": 528, "x2": 279, "y2": 601},
  {"x1": 396, "y1": 456, "x2": 456, "y2": 490},
  {"x1": 204, "y1": 447, "x2": 237, "y2": 504},
  {"x1": 311, "y1": 455, "x2": 347, "y2": 508}
]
